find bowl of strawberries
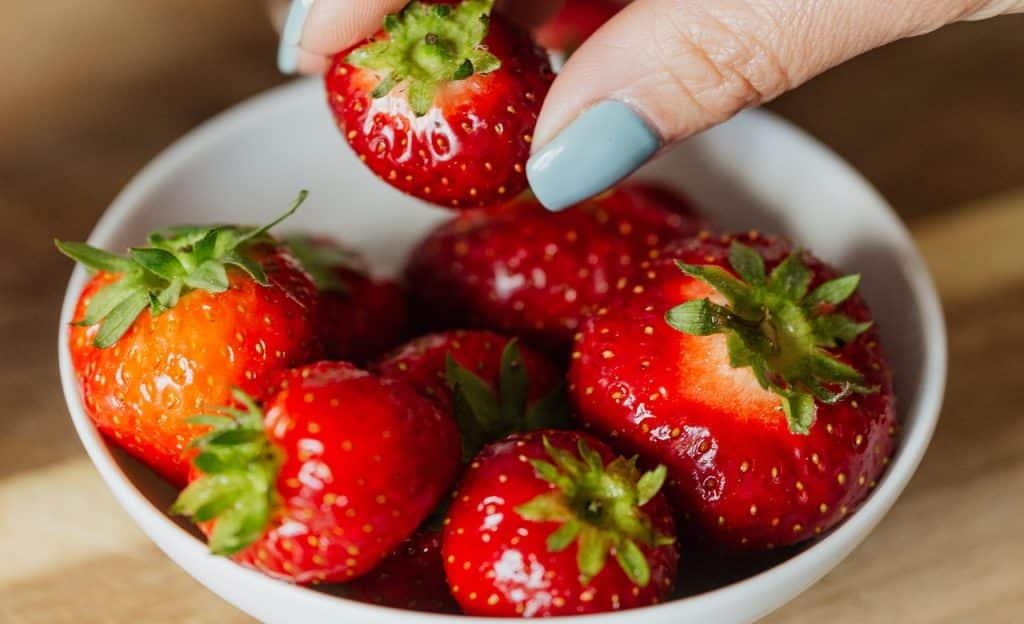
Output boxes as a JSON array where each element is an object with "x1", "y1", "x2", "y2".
[{"x1": 56, "y1": 1, "x2": 946, "y2": 622}]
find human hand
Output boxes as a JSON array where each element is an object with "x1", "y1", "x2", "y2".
[{"x1": 269, "y1": 0, "x2": 1023, "y2": 211}]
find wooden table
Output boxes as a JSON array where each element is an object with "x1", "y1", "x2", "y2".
[{"x1": 2, "y1": 2, "x2": 1022, "y2": 622}]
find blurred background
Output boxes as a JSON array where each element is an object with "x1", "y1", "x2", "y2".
[{"x1": 1, "y1": 2, "x2": 1021, "y2": 622}]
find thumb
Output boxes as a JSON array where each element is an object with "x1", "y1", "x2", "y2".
[{"x1": 526, "y1": 0, "x2": 1024, "y2": 211}]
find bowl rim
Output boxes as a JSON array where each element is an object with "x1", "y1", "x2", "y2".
[{"x1": 57, "y1": 78, "x2": 947, "y2": 623}]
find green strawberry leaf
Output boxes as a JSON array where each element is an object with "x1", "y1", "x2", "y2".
[
  {"x1": 498, "y1": 340, "x2": 529, "y2": 433},
  {"x1": 54, "y1": 240, "x2": 139, "y2": 274},
  {"x1": 93, "y1": 291, "x2": 149, "y2": 348},
  {"x1": 446, "y1": 341, "x2": 570, "y2": 462},
  {"x1": 515, "y1": 436, "x2": 673, "y2": 587},
  {"x1": 524, "y1": 382, "x2": 571, "y2": 431},
  {"x1": 805, "y1": 274, "x2": 861, "y2": 307},
  {"x1": 666, "y1": 241, "x2": 878, "y2": 434},
  {"x1": 57, "y1": 192, "x2": 307, "y2": 349},
  {"x1": 614, "y1": 538, "x2": 650, "y2": 586},
  {"x1": 171, "y1": 389, "x2": 280, "y2": 556},
  {"x1": 345, "y1": 0, "x2": 501, "y2": 117}
]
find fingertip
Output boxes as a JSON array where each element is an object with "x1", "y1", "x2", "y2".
[
  {"x1": 277, "y1": 0, "x2": 315, "y2": 74},
  {"x1": 301, "y1": 0, "x2": 408, "y2": 56},
  {"x1": 527, "y1": 101, "x2": 661, "y2": 212}
]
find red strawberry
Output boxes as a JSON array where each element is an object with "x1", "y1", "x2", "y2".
[
  {"x1": 443, "y1": 430, "x2": 678, "y2": 616},
  {"x1": 325, "y1": 0, "x2": 554, "y2": 210},
  {"x1": 58, "y1": 193, "x2": 319, "y2": 486},
  {"x1": 569, "y1": 232, "x2": 896, "y2": 552},
  {"x1": 284, "y1": 235, "x2": 407, "y2": 363},
  {"x1": 404, "y1": 182, "x2": 708, "y2": 351},
  {"x1": 342, "y1": 528, "x2": 460, "y2": 613},
  {"x1": 373, "y1": 330, "x2": 568, "y2": 461},
  {"x1": 172, "y1": 361, "x2": 461, "y2": 584},
  {"x1": 535, "y1": 0, "x2": 625, "y2": 55}
]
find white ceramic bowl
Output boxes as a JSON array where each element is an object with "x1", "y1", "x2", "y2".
[{"x1": 58, "y1": 79, "x2": 946, "y2": 623}]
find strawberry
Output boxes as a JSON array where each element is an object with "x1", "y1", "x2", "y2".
[
  {"x1": 342, "y1": 528, "x2": 460, "y2": 613},
  {"x1": 442, "y1": 430, "x2": 679, "y2": 616},
  {"x1": 284, "y1": 235, "x2": 407, "y2": 363},
  {"x1": 58, "y1": 193, "x2": 319, "y2": 487},
  {"x1": 325, "y1": 0, "x2": 554, "y2": 210},
  {"x1": 569, "y1": 232, "x2": 897, "y2": 552},
  {"x1": 404, "y1": 182, "x2": 708, "y2": 351},
  {"x1": 373, "y1": 330, "x2": 568, "y2": 461},
  {"x1": 535, "y1": 0, "x2": 625, "y2": 56},
  {"x1": 172, "y1": 361, "x2": 462, "y2": 584}
]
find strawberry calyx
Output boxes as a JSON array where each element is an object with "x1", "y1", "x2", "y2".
[
  {"x1": 515, "y1": 436, "x2": 673, "y2": 587},
  {"x1": 665, "y1": 241, "x2": 876, "y2": 434},
  {"x1": 283, "y1": 235, "x2": 368, "y2": 294},
  {"x1": 446, "y1": 339, "x2": 569, "y2": 462},
  {"x1": 171, "y1": 388, "x2": 280, "y2": 555},
  {"x1": 56, "y1": 191, "x2": 308, "y2": 348},
  {"x1": 345, "y1": 0, "x2": 501, "y2": 116}
]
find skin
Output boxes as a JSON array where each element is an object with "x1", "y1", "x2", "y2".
[{"x1": 268, "y1": 0, "x2": 1024, "y2": 182}]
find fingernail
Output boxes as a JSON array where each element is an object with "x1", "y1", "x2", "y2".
[
  {"x1": 526, "y1": 101, "x2": 661, "y2": 212},
  {"x1": 277, "y1": 0, "x2": 315, "y2": 74}
]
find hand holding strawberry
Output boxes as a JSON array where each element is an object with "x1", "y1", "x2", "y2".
[{"x1": 326, "y1": 0, "x2": 553, "y2": 209}]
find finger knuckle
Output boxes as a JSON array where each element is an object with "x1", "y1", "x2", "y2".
[{"x1": 650, "y1": 2, "x2": 792, "y2": 120}]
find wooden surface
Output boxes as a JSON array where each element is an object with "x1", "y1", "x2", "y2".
[{"x1": 1, "y1": 2, "x2": 1022, "y2": 622}]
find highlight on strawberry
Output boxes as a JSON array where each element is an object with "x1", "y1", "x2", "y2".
[
  {"x1": 326, "y1": 0, "x2": 554, "y2": 209},
  {"x1": 405, "y1": 182, "x2": 708, "y2": 352}
]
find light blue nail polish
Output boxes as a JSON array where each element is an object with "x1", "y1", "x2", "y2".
[
  {"x1": 527, "y1": 101, "x2": 661, "y2": 212},
  {"x1": 277, "y1": 0, "x2": 314, "y2": 74}
]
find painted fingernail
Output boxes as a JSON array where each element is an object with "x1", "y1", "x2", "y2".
[
  {"x1": 277, "y1": 0, "x2": 315, "y2": 74},
  {"x1": 526, "y1": 101, "x2": 661, "y2": 212}
]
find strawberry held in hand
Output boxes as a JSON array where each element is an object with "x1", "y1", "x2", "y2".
[
  {"x1": 443, "y1": 430, "x2": 678, "y2": 616},
  {"x1": 405, "y1": 182, "x2": 708, "y2": 350},
  {"x1": 285, "y1": 235, "x2": 407, "y2": 363},
  {"x1": 172, "y1": 362, "x2": 461, "y2": 584},
  {"x1": 373, "y1": 330, "x2": 567, "y2": 459},
  {"x1": 326, "y1": 0, "x2": 553, "y2": 210},
  {"x1": 58, "y1": 193, "x2": 319, "y2": 486},
  {"x1": 570, "y1": 232, "x2": 896, "y2": 552}
]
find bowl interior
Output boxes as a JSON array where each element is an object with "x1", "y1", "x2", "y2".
[{"x1": 59, "y1": 79, "x2": 945, "y2": 624}]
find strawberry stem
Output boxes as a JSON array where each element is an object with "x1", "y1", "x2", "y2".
[
  {"x1": 446, "y1": 340, "x2": 569, "y2": 461},
  {"x1": 515, "y1": 436, "x2": 673, "y2": 587},
  {"x1": 345, "y1": 0, "x2": 501, "y2": 116},
  {"x1": 665, "y1": 241, "x2": 877, "y2": 434},
  {"x1": 56, "y1": 191, "x2": 308, "y2": 348},
  {"x1": 171, "y1": 389, "x2": 280, "y2": 556}
]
